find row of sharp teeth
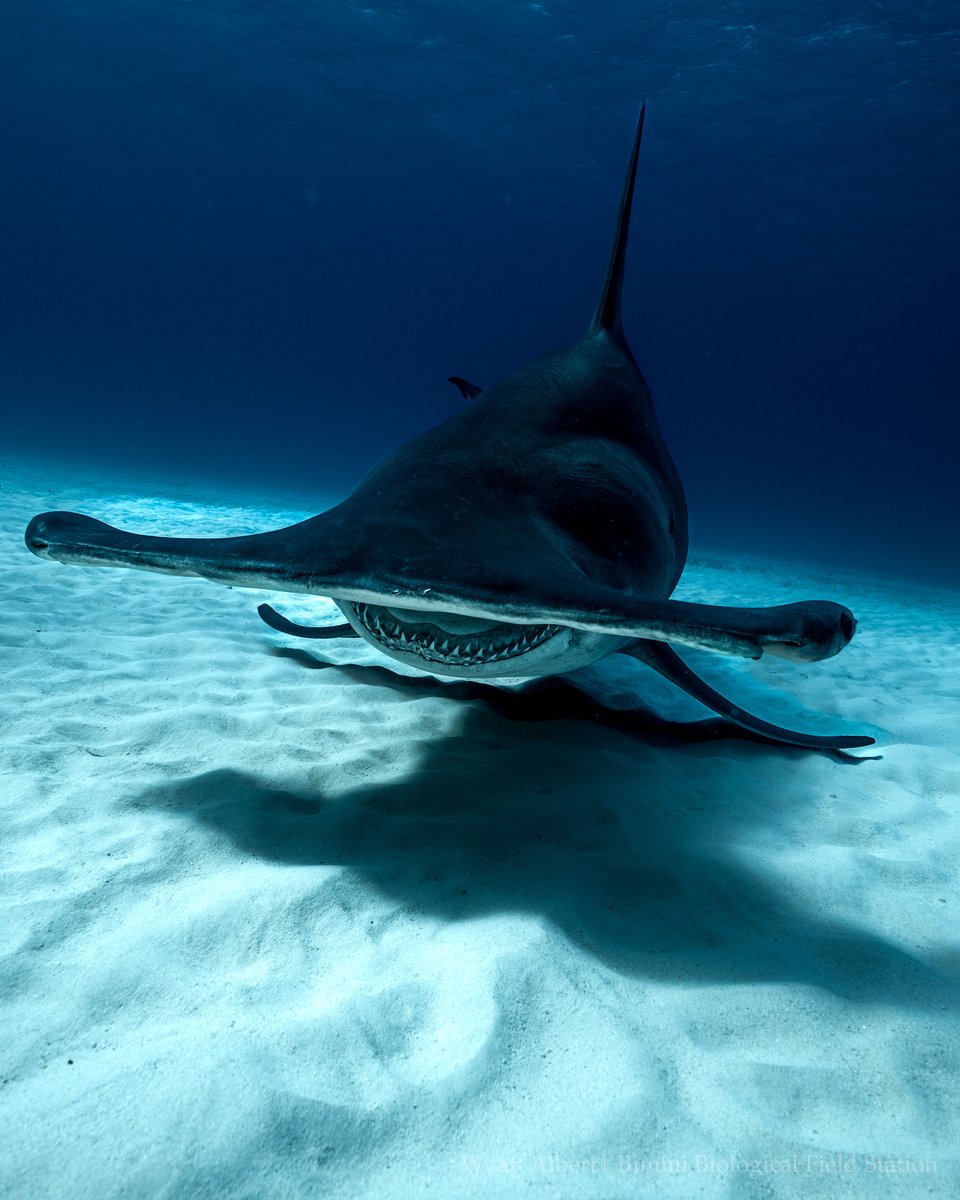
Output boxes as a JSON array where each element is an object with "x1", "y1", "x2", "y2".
[{"x1": 353, "y1": 603, "x2": 560, "y2": 665}]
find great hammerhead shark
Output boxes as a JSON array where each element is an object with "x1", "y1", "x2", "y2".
[{"x1": 25, "y1": 106, "x2": 874, "y2": 752}]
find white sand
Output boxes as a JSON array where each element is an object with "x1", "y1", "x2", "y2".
[{"x1": 2, "y1": 457, "x2": 958, "y2": 1198}]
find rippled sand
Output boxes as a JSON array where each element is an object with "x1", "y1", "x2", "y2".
[{"x1": 2, "y1": 458, "x2": 958, "y2": 1198}]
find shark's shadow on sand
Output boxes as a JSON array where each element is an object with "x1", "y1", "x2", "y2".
[
  {"x1": 270, "y1": 646, "x2": 876, "y2": 759},
  {"x1": 138, "y1": 654, "x2": 953, "y2": 1012}
]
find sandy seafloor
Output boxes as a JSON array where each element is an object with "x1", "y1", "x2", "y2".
[{"x1": 2, "y1": 456, "x2": 958, "y2": 1200}]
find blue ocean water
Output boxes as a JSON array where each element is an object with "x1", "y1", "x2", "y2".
[{"x1": 2, "y1": 2, "x2": 957, "y2": 583}]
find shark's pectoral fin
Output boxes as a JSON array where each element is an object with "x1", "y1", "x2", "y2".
[
  {"x1": 257, "y1": 603, "x2": 359, "y2": 639},
  {"x1": 448, "y1": 376, "x2": 484, "y2": 400},
  {"x1": 622, "y1": 639, "x2": 876, "y2": 752}
]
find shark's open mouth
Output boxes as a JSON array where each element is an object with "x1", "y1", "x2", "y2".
[{"x1": 352, "y1": 602, "x2": 562, "y2": 667}]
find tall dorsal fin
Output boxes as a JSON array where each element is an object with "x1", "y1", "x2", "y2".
[{"x1": 588, "y1": 102, "x2": 646, "y2": 348}]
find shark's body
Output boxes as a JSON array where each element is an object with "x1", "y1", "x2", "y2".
[{"x1": 25, "y1": 107, "x2": 874, "y2": 752}]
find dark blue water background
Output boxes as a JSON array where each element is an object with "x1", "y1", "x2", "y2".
[{"x1": 2, "y1": 2, "x2": 957, "y2": 583}]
